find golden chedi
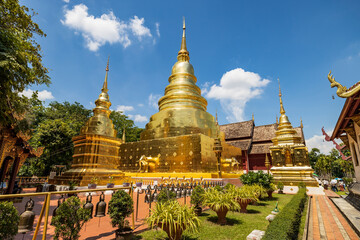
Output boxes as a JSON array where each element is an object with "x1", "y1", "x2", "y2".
[
  {"x1": 269, "y1": 81, "x2": 317, "y2": 186},
  {"x1": 119, "y1": 20, "x2": 242, "y2": 178},
  {"x1": 52, "y1": 59, "x2": 126, "y2": 185}
]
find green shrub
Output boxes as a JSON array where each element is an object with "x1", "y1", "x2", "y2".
[
  {"x1": 190, "y1": 185, "x2": 205, "y2": 207},
  {"x1": 157, "y1": 188, "x2": 176, "y2": 203},
  {"x1": 277, "y1": 182, "x2": 284, "y2": 191},
  {"x1": 52, "y1": 196, "x2": 91, "y2": 240},
  {"x1": 147, "y1": 200, "x2": 201, "y2": 240},
  {"x1": 240, "y1": 171, "x2": 273, "y2": 189},
  {"x1": 343, "y1": 177, "x2": 353, "y2": 186},
  {"x1": 224, "y1": 183, "x2": 234, "y2": 190},
  {"x1": 214, "y1": 185, "x2": 222, "y2": 192},
  {"x1": 263, "y1": 188, "x2": 307, "y2": 240},
  {"x1": 108, "y1": 190, "x2": 134, "y2": 230},
  {"x1": 0, "y1": 201, "x2": 19, "y2": 240}
]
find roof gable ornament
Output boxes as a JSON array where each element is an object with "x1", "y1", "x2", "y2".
[{"x1": 328, "y1": 70, "x2": 360, "y2": 98}]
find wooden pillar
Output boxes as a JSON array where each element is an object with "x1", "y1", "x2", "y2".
[
  {"x1": 6, "y1": 155, "x2": 20, "y2": 194},
  {"x1": 245, "y1": 151, "x2": 250, "y2": 173},
  {"x1": 0, "y1": 157, "x2": 10, "y2": 182}
]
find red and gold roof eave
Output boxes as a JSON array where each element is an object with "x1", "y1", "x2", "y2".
[{"x1": 331, "y1": 91, "x2": 360, "y2": 140}]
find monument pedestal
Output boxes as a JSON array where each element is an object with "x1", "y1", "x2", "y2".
[{"x1": 271, "y1": 166, "x2": 318, "y2": 187}]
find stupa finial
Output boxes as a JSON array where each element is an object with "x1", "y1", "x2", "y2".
[
  {"x1": 300, "y1": 117, "x2": 303, "y2": 128},
  {"x1": 278, "y1": 78, "x2": 285, "y2": 115},
  {"x1": 177, "y1": 17, "x2": 189, "y2": 62},
  {"x1": 102, "y1": 56, "x2": 110, "y2": 93}
]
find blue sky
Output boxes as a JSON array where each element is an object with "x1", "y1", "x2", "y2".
[{"x1": 20, "y1": 0, "x2": 360, "y2": 153}]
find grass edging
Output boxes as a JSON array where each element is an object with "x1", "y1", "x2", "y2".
[{"x1": 263, "y1": 188, "x2": 307, "y2": 240}]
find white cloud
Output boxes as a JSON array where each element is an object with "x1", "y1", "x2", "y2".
[
  {"x1": 19, "y1": 89, "x2": 54, "y2": 101},
  {"x1": 63, "y1": 0, "x2": 70, "y2": 3},
  {"x1": 206, "y1": 68, "x2": 270, "y2": 122},
  {"x1": 155, "y1": 22, "x2": 160, "y2": 37},
  {"x1": 61, "y1": 4, "x2": 153, "y2": 51},
  {"x1": 116, "y1": 105, "x2": 134, "y2": 113},
  {"x1": 129, "y1": 16, "x2": 152, "y2": 40},
  {"x1": 148, "y1": 93, "x2": 161, "y2": 109},
  {"x1": 129, "y1": 114, "x2": 148, "y2": 122},
  {"x1": 138, "y1": 103, "x2": 144, "y2": 107},
  {"x1": 306, "y1": 131, "x2": 338, "y2": 154}
]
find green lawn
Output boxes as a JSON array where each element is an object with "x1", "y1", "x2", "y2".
[
  {"x1": 336, "y1": 191, "x2": 348, "y2": 196},
  {"x1": 138, "y1": 193, "x2": 293, "y2": 240}
]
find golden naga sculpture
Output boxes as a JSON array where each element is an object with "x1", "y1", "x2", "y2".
[{"x1": 327, "y1": 70, "x2": 360, "y2": 98}]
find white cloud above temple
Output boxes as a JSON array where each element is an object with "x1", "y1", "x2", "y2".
[
  {"x1": 19, "y1": 89, "x2": 55, "y2": 101},
  {"x1": 306, "y1": 131, "x2": 337, "y2": 154},
  {"x1": 116, "y1": 105, "x2": 134, "y2": 113},
  {"x1": 148, "y1": 93, "x2": 161, "y2": 109},
  {"x1": 206, "y1": 68, "x2": 270, "y2": 122},
  {"x1": 61, "y1": 4, "x2": 155, "y2": 51},
  {"x1": 129, "y1": 114, "x2": 148, "y2": 122}
]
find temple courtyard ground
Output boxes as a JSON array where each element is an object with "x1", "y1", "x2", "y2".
[{"x1": 10, "y1": 187, "x2": 360, "y2": 239}]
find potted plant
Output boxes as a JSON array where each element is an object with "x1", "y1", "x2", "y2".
[
  {"x1": 147, "y1": 200, "x2": 201, "y2": 240},
  {"x1": 135, "y1": 179, "x2": 143, "y2": 188},
  {"x1": 157, "y1": 188, "x2": 176, "y2": 203},
  {"x1": 107, "y1": 176, "x2": 114, "y2": 188},
  {"x1": 203, "y1": 188, "x2": 239, "y2": 225},
  {"x1": 190, "y1": 185, "x2": 205, "y2": 215},
  {"x1": 266, "y1": 183, "x2": 276, "y2": 198},
  {"x1": 68, "y1": 181, "x2": 77, "y2": 197},
  {"x1": 235, "y1": 185, "x2": 258, "y2": 213},
  {"x1": 0, "y1": 202, "x2": 19, "y2": 239},
  {"x1": 108, "y1": 190, "x2": 134, "y2": 240},
  {"x1": 52, "y1": 196, "x2": 91, "y2": 240},
  {"x1": 277, "y1": 182, "x2": 284, "y2": 194},
  {"x1": 88, "y1": 177, "x2": 98, "y2": 189}
]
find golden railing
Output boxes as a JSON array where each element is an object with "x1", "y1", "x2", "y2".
[{"x1": 0, "y1": 186, "x2": 134, "y2": 240}]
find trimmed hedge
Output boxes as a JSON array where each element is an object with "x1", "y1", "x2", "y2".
[{"x1": 263, "y1": 188, "x2": 307, "y2": 240}]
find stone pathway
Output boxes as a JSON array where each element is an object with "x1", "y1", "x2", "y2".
[{"x1": 308, "y1": 195, "x2": 359, "y2": 240}]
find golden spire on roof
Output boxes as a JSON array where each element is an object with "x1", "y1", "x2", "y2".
[
  {"x1": 300, "y1": 118, "x2": 303, "y2": 128},
  {"x1": 80, "y1": 57, "x2": 116, "y2": 137},
  {"x1": 252, "y1": 113, "x2": 254, "y2": 121}
]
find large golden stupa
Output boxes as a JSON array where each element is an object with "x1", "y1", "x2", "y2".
[
  {"x1": 269, "y1": 81, "x2": 317, "y2": 186},
  {"x1": 119, "y1": 20, "x2": 242, "y2": 178},
  {"x1": 53, "y1": 20, "x2": 242, "y2": 185}
]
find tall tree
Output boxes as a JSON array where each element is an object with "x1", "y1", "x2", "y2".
[
  {"x1": 308, "y1": 148, "x2": 320, "y2": 169},
  {"x1": 109, "y1": 111, "x2": 143, "y2": 142},
  {"x1": 0, "y1": 0, "x2": 50, "y2": 130},
  {"x1": 20, "y1": 102, "x2": 91, "y2": 176}
]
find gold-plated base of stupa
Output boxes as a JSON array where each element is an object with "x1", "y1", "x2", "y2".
[
  {"x1": 271, "y1": 166, "x2": 318, "y2": 187},
  {"x1": 124, "y1": 172, "x2": 242, "y2": 179},
  {"x1": 50, "y1": 174, "x2": 130, "y2": 186}
]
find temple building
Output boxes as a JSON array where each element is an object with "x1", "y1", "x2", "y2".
[
  {"x1": 328, "y1": 71, "x2": 360, "y2": 209},
  {"x1": 0, "y1": 126, "x2": 43, "y2": 193},
  {"x1": 220, "y1": 119, "x2": 305, "y2": 173}
]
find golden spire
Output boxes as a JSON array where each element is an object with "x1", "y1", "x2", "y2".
[
  {"x1": 300, "y1": 117, "x2": 303, "y2": 128},
  {"x1": 252, "y1": 113, "x2": 254, "y2": 121},
  {"x1": 102, "y1": 56, "x2": 109, "y2": 93},
  {"x1": 276, "y1": 115, "x2": 278, "y2": 124},
  {"x1": 122, "y1": 128, "x2": 126, "y2": 142},
  {"x1": 80, "y1": 58, "x2": 116, "y2": 137},
  {"x1": 177, "y1": 17, "x2": 189, "y2": 62},
  {"x1": 271, "y1": 78, "x2": 301, "y2": 146},
  {"x1": 278, "y1": 78, "x2": 285, "y2": 115},
  {"x1": 216, "y1": 110, "x2": 218, "y2": 125}
]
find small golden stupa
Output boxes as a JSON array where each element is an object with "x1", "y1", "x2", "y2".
[
  {"x1": 119, "y1": 19, "x2": 242, "y2": 178},
  {"x1": 269, "y1": 80, "x2": 317, "y2": 186},
  {"x1": 52, "y1": 58, "x2": 127, "y2": 185}
]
